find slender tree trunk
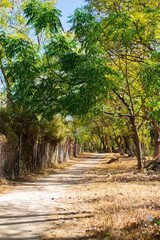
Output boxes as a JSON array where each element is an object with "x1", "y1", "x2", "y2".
[
  {"x1": 18, "y1": 133, "x2": 23, "y2": 177},
  {"x1": 99, "y1": 142, "x2": 102, "y2": 153},
  {"x1": 141, "y1": 125, "x2": 146, "y2": 155},
  {"x1": 106, "y1": 135, "x2": 112, "y2": 153},
  {"x1": 125, "y1": 49, "x2": 143, "y2": 169},
  {"x1": 130, "y1": 116, "x2": 143, "y2": 170},
  {"x1": 0, "y1": 63, "x2": 13, "y2": 107},
  {"x1": 74, "y1": 137, "x2": 77, "y2": 157},
  {"x1": 99, "y1": 136, "x2": 103, "y2": 153},
  {"x1": 94, "y1": 141, "x2": 98, "y2": 152},
  {"x1": 115, "y1": 136, "x2": 124, "y2": 155},
  {"x1": 123, "y1": 135, "x2": 134, "y2": 157},
  {"x1": 102, "y1": 137, "x2": 106, "y2": 152},
  {"x1": 152, "y1": 122, "x2": 160, "y2": 158}
]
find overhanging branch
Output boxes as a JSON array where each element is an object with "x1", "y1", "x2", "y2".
[{"x1": 104, "y1": 111, "x2": 131, "y2": 118}]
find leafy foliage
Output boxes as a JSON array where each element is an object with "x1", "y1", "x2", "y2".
[
  {"x1": 24, "y1": 0, "x2": 62, "y2": 34},
  {"x1": 0, "y1": 0, "x2": 160, "y2": 174}
]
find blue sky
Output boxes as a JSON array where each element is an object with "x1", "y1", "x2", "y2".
[{"x1": 56, "y1": 0, "x2": 86, "y2": 30}]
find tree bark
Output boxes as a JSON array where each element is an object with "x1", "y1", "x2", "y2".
[
  {"x1": 94, "y1": 141, "x2": 98, "y2": 152},
  {"x1": 115, "y1": 136, "x2": 124, "y2": 155},
  {"x1": 106, "y1": 135, "x2": 112, "y2": 153},
  {"x1": 125, "y1": 49, "x2": 143, "y2": 169},
  {"x1": 123, "y1": 135, "x2": 134, "y2": 157},
  {"x1": 74, "y1": 137, "x2": 78, "y2": 157},
  {"x1": 130, "y1": 116, "x2": 143, "y2": 170},
  {"x1": 102, "y1": 137, "x2": 106, "y2": 152}
]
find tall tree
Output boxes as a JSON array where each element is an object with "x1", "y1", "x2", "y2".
[
  {"x1": 63, "y1": 1, "x2": 160, "y2": 169},
  {"x1": 84, "y1": 0, "x2": 160, "y2": 161}
]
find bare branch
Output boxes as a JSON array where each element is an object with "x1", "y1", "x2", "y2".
[{"x1": 104, "y1": 111, "x2": 131, "y2": 118}]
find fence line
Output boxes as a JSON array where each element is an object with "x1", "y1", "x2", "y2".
[{"x1": 0, "y1": 135, "x2": 82, "y2": 179}]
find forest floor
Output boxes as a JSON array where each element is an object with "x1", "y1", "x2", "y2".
[
  {"x1": 42, "y1": 153, "x2": 160, "y2": 240},
  {"x1": 0, "y1": 153, "x2": 160, "y2": 240}
]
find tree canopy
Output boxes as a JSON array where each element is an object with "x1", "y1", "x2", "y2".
[{"x1": 0, "y1": 0, "x2": 159, "y2": 170}]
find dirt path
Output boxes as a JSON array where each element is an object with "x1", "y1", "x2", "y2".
[
  {"x1": 0, "y1": 153, "x2": 103, "y2": 240},
  {"x1": 43, "y1": 154, "x2": 160, "y2": 240}
]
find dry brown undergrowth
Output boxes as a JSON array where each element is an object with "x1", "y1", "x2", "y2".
[{"x1": 42, "y1": 153, "x2": 160, "y2": 240}]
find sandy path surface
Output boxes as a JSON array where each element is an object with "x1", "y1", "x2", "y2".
[{"x1": 0, "y1": 154, "x2": 103, "y2": 240}]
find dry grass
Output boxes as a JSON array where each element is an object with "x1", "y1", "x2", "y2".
[
  {"x1": 42, "y1": 153, "x2": 160, "y2": 240},
  {"x1": 0, "y1": 177, "x2": 17, "y2": 195}
]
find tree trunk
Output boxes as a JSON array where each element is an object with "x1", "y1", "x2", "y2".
[
  {"x1": 0, "y1": 63, "x2": 13, "y2": 107},
  {"x1": 123, "y1": 135, "x2": 134, "y2": 157},
  {"x1": 99, "y1": 137, "x2": 103, "y2": 153},
  {"x1": 115, "y1": 136, "x2": 124, "y2": 155},
  {"x1": 152, "y1": 122, "x2": 160, "y2": 158},
  {"x1": 74, "y1": 137, "x2": 77, "y2": 157},
  {"x1": 94, "y1": 142, "x2": 98, "y2": 152},
  {"x1": 106, "y1": 135, "x2": 112, "y2": 153},
  {"x1": 102, "y1": 137, "x2": 106, "y2": 152},
  {"x1": 130, "y1": 116, "x2": 143, "y2": 170},
  {"x1": 18, "y1": 133, "x2": 23, "y2": 177}
]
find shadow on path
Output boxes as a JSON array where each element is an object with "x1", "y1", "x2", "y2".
[{"x1": 0, "y1": 153, "x2": 103, "y2": 239}]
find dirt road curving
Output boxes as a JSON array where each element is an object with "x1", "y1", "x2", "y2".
[{"x1": 0, "y1": 153, "x2": 103, "y2": 240}]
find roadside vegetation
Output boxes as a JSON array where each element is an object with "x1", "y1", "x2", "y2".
[
  {"x1": 0, "y1": 0, "x2": 159, "y2": 238},
  {"x1": 0, "y1": 0, "x2": 159, "y2": 176}
]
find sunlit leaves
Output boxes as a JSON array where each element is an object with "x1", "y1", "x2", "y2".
[
  {"x1": 140, "y1": 63, "x2": 160, "y2": 93},
  {"x1": 24, "y1": 0, "x2": 62, "y2": 34},
  {"x1": 0, "y1": 0, "x2": 30, "y2": 39},
  {"x1": 69, "y1": 8, "x2": 103, "y2": 54},
  {"x1": 45, "y1": 33, "x2": 75, "y2": 57}
]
